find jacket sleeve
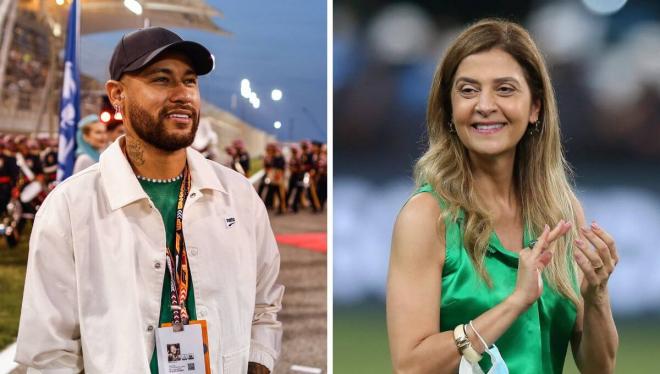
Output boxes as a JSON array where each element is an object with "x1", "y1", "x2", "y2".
[
  {"x1": 248, "y1": 193, "x2": 284, "y2": 371},
  {"x1": 15, "y1": 190, "x2": 83, "y2": 373}
]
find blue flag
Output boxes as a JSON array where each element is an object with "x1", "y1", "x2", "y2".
[{"x1": 56, "y1": 0, "x2": 80, "y2": 181}]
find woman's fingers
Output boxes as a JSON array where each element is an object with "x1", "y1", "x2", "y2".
[
  {"x1": 531, "y1": 224, "x2": 550, "y2": 257},
  {"x1": 580, "y1": 225, "x2": 614, "y2": 271},
  {"x1": 574, "y1": 238, "x2": 606, "y2": 274},
  {"x1": 537, "y1": 249, "x2": 553, "y2": 268},
  {"x1": 573, "y1": 247, "x2": 600, "y2": 286},
  {"x1": 590, "y1": 221, "x2": 619, "y2": 266},
  {"x1": 546, "y1": 220, "x2": 572, "y2": 243},
  {"x1": 531, "y1": 220, "x2": 572, "y2": 257}
]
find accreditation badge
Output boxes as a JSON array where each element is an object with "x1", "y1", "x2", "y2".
[{"x1": 155, "y1": 320, "x2": 211, "y2": 374}]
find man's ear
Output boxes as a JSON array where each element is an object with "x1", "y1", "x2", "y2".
[{"x1": 106, "y1": 80, "x2": 124, "y2": 107}]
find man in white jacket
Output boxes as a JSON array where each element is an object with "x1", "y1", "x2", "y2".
[{"x1": 16, "y1": 27, "x2": 283, "y2": 374}]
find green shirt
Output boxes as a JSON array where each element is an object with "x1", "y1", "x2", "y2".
[
  {"x1": 139, "y1": 179, "x2": 197, "y2": 374},
  {"x1": 415, "y1": 184, "x2": 577, "y2": 374}
]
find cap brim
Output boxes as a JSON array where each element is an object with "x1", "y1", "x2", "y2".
[{"x1": 122, "y1": 40, "x2": 214, "y2": 77}]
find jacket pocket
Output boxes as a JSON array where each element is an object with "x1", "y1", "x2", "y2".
[{"x1": 221, "y1": 345, "x2": 249, "y2": 374}]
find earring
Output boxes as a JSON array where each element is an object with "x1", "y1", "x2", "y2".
[
  {"x1": 448, "y1": 120, "x2": 456, "y2": 134},
  {"x1": 528, "y1": 120, "x2": 541, "y2": 135},
  {"x1": 114, "y1": 104, "x2": 121, "y2": 114}
]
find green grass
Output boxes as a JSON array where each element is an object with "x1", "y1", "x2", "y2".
[
  {"x1": 250, "y1": 158, "x2": 263, "y2": 177},
  {"x1": 334, "y1": 304, "x2": 660, "y2": 373},
  {"x1": 0, "y1": 229, "x2": 29, "y2": 348}
]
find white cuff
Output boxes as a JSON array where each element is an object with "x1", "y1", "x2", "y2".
[{"x1": 248, "y1": 341, "x2": 277, "y2": 371}]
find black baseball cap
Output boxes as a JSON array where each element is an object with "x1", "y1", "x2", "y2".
[{"x1": 109, "y1": 27, "x2": 214, "y2": 81}]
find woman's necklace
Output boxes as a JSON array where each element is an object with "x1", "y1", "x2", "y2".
[{"x1": 136, "y1": 172, "x2": 184, "y2": 183}]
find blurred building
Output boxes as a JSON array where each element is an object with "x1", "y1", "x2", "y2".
[{"x1": 200, "y1": 100, "x2": 276, "y2": 162}]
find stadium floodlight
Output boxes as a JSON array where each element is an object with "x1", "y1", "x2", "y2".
[
  {"x1": 274, "y1": 121, "x2": 282, "y2": 129},
  {"x1": 124, "y1": 0, "x2": 143, "y2": 15},
  {"x1": 240, "y1": 79, "x2": 251, "y2": 98},
  {"x1": 271, "y1": 89, "x2": 283, "y2": 101},
  {"x1": 582, "y1": 0, "x2": 627, "y2": 15}
]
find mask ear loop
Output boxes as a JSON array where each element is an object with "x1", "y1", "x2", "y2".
[{"x1": 469, "y1": 320, "x2": 490, "y2": 352}]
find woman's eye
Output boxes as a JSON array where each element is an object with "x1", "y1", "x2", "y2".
[
  {"x1": 460, "y1": 86, "x2": 477, "y2": 95},
  {"x1": 153, "y1": 77, "x2": 168, "y2": 83},
  {"x1": 498, "y1": 86, "x2": 515, "y2": 94}
]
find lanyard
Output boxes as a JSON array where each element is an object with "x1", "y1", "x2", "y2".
[{"x1": 165, "y1": 165, "x2": 192, "y2": 331}]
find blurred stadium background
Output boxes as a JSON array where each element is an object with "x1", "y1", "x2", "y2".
[{"x1": 333, "y1": 0, "x2": 660, "y2": 372}]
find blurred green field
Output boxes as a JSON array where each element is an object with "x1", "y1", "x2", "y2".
[
  {"x1": 334, "y1": 304, "x2": 660, "y2": 373},
  {"x1": 0, "y1": 229, "x2": 29, "y2": 348}
]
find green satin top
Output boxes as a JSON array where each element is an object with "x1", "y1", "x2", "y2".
[{"x1": 415, "y1": 184, "x2": 577, "y2": 374}]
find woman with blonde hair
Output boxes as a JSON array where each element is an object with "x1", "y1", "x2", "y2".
[{"x1": 387, "y1": 19, "x2": 618, "y2": 373}]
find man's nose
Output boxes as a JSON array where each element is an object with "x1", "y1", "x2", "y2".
[{"x1": 169, "y1": 82, "x2": 195, "y2": 104}]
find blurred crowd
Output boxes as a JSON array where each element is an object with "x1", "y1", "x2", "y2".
[
  {"x1": 0, "y1": 134, "x2": 58, "y2": 246},
  {"x1": 225, "y1": 139, "x2": 327, "y2": 214},
  {"x1": 0, "y1": 111, "x2": 124, "y2": 246},
  {"x1": 1, "y1": 14, "x2": 51, "y2": 113}
]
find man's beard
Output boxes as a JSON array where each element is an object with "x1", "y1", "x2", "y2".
[{"x1": 126, "y1": 101, "x2": 199, "y2": 152}]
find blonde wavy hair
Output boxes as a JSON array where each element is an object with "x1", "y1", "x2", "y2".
[{"x1": 414, "y1": 18, "x2": 579, "y2": 305}]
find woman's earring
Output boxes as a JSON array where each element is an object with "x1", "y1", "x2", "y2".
[
  {"x1": 114, "y1": 104, "x2": 121, "y2": 114},
  {"x1": 448, "y1": 120, "x2": 457, "y2": 134},
  {"x1": 528, "y1": 120, "x2": 541, "y2": 135}
]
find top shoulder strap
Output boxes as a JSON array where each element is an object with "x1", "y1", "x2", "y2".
[{"x1": 413, "y1": 183, "x2": 448, "y2": 209}]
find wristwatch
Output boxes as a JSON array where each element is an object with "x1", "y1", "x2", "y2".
[{"x1": 453, "y1": 324, "x2": 483, "y2": 363}]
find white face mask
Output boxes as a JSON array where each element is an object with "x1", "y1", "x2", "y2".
[{"x1": 458, "y1": 344, "x2": 509, "y2": 374}]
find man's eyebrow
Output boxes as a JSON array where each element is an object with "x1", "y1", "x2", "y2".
[
  {"x1": 141, "y1": 67, "x2": 173, "y2": 76},
  {"x1": 140, "y1": 67, "x2": 197, "y2": 77}
]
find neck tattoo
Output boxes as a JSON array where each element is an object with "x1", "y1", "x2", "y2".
[{"x1": 126, "y1": 137, "x2": 146, "y2": 166}]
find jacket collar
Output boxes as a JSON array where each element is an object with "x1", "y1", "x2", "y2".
[
  {"x1": 186, "y1": 145, "x2": 227, "y2": 195},
  {"x1": 100, "y1": 137, "x2": 227, "y2": 211}
]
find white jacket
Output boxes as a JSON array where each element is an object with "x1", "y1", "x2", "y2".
[{"x1": 15, "y1": 140, "x2": 284, "y2": 374}]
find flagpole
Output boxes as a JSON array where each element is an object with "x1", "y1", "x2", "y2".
[{"x1": 56, "y1": 0, "x2": 80, "y2": 182}]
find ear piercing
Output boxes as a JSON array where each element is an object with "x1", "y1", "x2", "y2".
[
  {"x1": 448, "y1": 120, "x2": 457, "y2": 134},
  {"x1": 528, "y1": 120, "x2": 541, "y2": 135}
]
